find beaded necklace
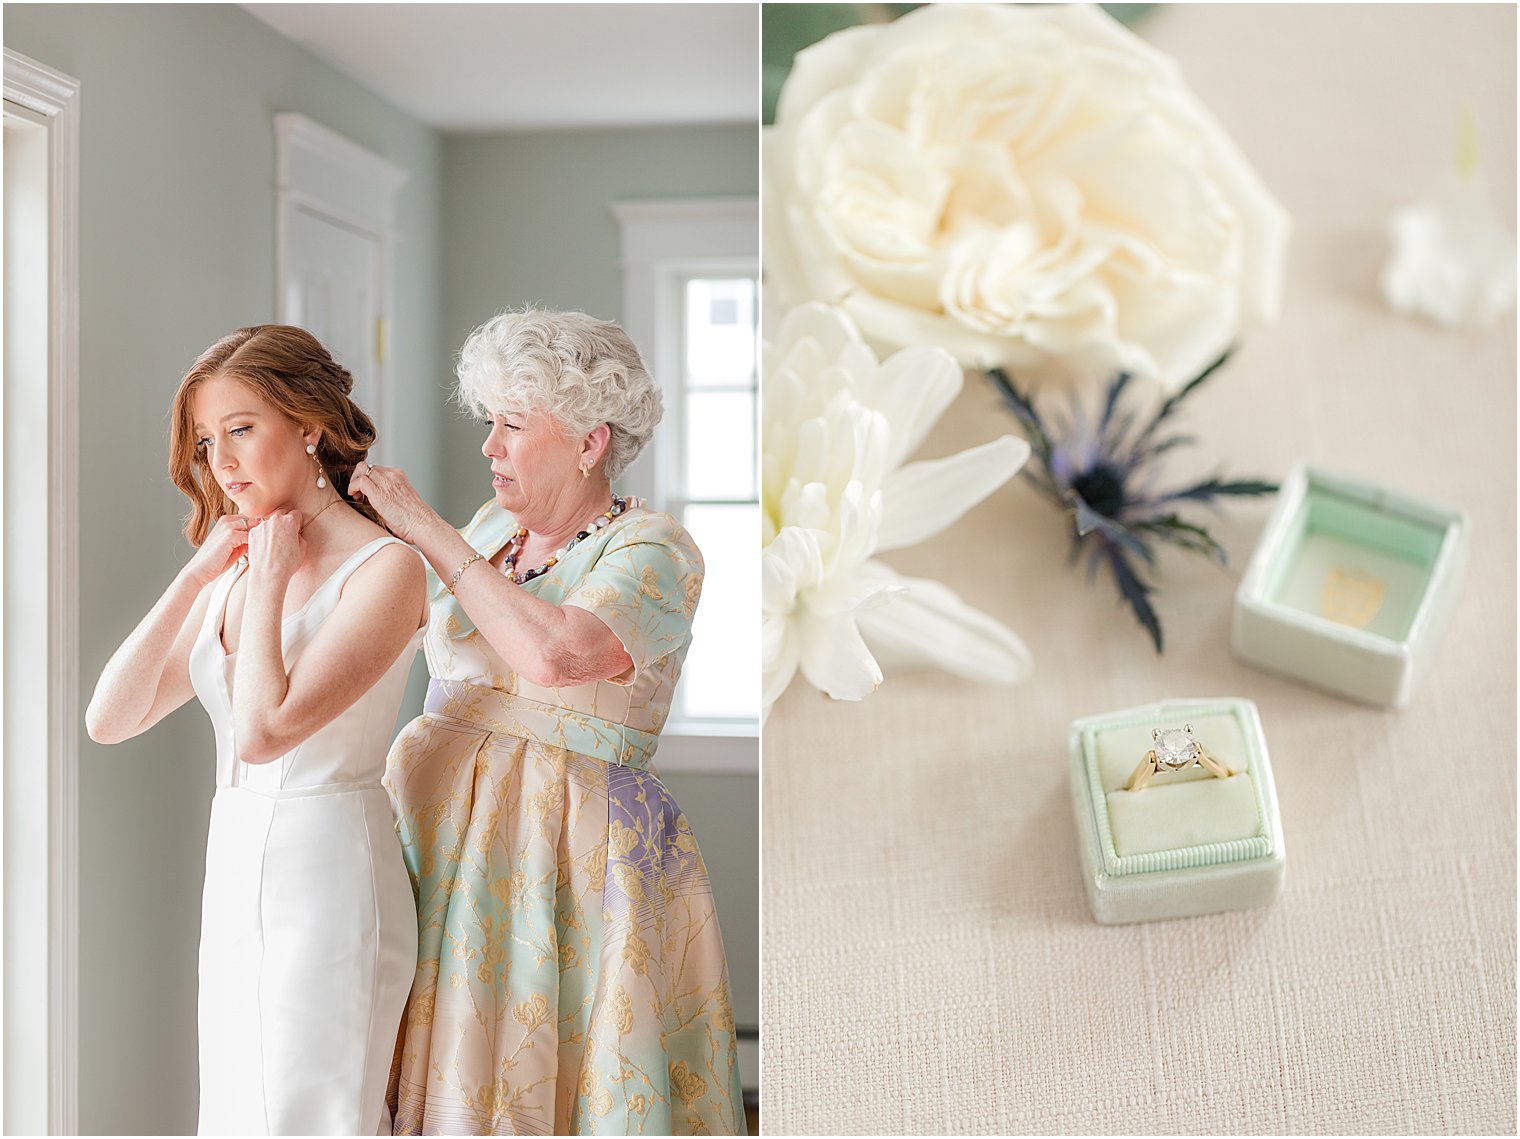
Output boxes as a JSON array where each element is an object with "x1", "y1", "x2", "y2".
[{"x1": 501, "y1": 496, "x2": 629, "y2": 585}]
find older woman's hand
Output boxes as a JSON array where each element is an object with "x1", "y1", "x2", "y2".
[{"x1": 349, "y1": 463, "x2": 438, "y2": 545}]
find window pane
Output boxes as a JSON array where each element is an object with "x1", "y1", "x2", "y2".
[
  {"x1": 685, "y1": 391, "x2": 755, "y2": 500},
  {"x1": 679, "y1": 503, "x2": 759, "y2": 722},
  {"x1": 685, "y1": 277, "x2": 755, "y2": 388}
]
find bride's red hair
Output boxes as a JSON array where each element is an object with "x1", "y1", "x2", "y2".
[{"x1": 169, "y1": 325, "x2": 387, "y2": 544}]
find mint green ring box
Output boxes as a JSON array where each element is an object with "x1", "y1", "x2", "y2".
[
  {"x1": 1232, "y1": 462, "x2": 1467, "y2": 708},
  {"x1": 1069, "y1": 697, "x2": 1285, "y2": 925}
]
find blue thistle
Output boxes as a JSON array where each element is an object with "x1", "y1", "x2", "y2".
[{"x1": 987, "y1": 354, "x2": 1276, "y2": 653}]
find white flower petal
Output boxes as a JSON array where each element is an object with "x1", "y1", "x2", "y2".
[
  {"x1": 860, "y1": 345, "x2": 965, "y2": 469},
  {"x1": 854, "y1": 562, "x2": 1033, "y2": 685},
  {"x1": 761, "y1": 526, "x2": 824, "y2": 613},
  {"x1": 1381, "y1": 170, "x2": 1517, "y2": 328},
  {"x1": 779, "y1": 480, "x2": 832, "y2": 533},
  {"x1": 797, "y1": 611, "x2": 883, "y2": 701},
  {"x1": 791, "y1": 416, "x2": 833, "y2": 486},
  {"x1": 761, "y1": 614, "x2": 801, "y2": 714},
  {"x1": 877, "y1": 436, "x2": 1030, "y2": 552},
  {"x1": 828, "y1": 481, "x2": 880, "y2": 574},
  {"x1": 771, "y1": 300, "x2": 866, "y2": 361}
]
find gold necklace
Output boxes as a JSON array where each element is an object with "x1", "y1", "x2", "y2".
[
  {"x1": 301, "y1": 497, "x2": 342, "y2": 533},
  {"x1": 233, "y1": 497, "x2": 344, "y2": 570}
]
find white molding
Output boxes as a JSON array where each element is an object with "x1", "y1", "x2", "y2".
[
  {"x1": 282, "y1": 188, "x2": 390, "y2": 245},
  {"x1": 275, "y1": 112, "x2": 408, "y2": 228},
  {"x1": 611, "y1": 197, "x2": 758, "y2": 270},
  {"x1": 274, "y1": 112, "x2": 407, "y2": 458},
  {"x1": 4, "y1": 46, "x2": 81, "y2": 1138}
]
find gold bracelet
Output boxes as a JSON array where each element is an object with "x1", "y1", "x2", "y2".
[{"x1": 445, "y1": 553, "x2": 484, "y2": 595}]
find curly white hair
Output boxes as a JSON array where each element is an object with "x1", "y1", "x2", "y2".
[{"x1": 455, "y1": 307, "x2": 662, "y2": 480}]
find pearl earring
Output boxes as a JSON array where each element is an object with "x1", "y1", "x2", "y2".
[{"x1": 307, "y1": 443, "x2": 326, "y2": 489}]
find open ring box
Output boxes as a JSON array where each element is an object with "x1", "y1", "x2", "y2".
[
  {"x1": 1231, "y1": 462, "x2": 1467, "y2": 708},
  {"x1": 1068, "y1": 697, "x2": 1284, "y2": 925}
]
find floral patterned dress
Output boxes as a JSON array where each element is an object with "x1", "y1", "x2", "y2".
[{"x1": 384, "y1": 500, "x2": 743, "y2": 1136}]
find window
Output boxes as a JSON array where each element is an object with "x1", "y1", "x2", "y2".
[
  {"x1": 611, "y1": 199, "x2": 759, "y2": 756},
  {"x1": 668, "y1": 276, "x2": 759, "y2": 729}
]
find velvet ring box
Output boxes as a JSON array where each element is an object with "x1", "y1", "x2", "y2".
[
  {"x1": 1232, "y1": 462, "x2": 1467, "y2": 708},
  {"x1": 1068, "y1": 697, "x2": 1285, "y2": 925}
]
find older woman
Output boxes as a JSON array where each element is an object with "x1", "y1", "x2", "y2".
[{"x1": 349, "y1": 309, "x2": 742, "y2": 1136}]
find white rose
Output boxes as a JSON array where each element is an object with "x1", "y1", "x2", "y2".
[{"x1": 765, "y1": 3, "x2": 1291, "y2": 391}]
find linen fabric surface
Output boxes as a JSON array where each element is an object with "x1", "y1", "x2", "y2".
[
  {"x1": 761, "y1": 6, "x2": 1516, "y2": 1134},
  {"x1": 188, "y1": 536, "x2": 423, "y2": 1135},
  {"x1": 385, "y1": 501, "x2": 744, "y2": 1135}
]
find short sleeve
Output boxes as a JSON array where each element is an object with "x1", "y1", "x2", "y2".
[{"x1": 562, "y1": 513, "x2": 704, "y2": 686}]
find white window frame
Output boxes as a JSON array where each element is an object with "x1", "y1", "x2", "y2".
[
  {"x1": 4, "y1": 47, "x2": 81, "y2": 1137},
  {"x1": 662, "y1": 269, "x2": 759, "y2": 731},
  {"x1": 613, "y1": 199, "x2": 758, "y2": 772}
]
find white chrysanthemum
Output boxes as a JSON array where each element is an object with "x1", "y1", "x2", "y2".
[{"x1": 762, "y1": 302, "x2": 1033, "y2": 712}]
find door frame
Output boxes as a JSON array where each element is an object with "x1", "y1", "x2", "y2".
[{"x1": 3, "y1": 46, "x2": 81, "y2": 1137}]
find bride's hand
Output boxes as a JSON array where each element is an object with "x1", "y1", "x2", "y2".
[
  {"x1": 246, "y1": 510, "x2": 304, "y2": 586},
  {"x1": 348, "y1": 462, "x2": 435, "y2": 544},
  {"x1": 184, "y1": 514, "x2": 260, "y2": 587}
]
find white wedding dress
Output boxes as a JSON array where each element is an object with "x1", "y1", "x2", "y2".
[{"x1": 187, "y1": 536, "x2": 422, "y2": 1135}]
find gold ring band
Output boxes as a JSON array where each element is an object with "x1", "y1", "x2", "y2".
[{"x1": 1125, "y1": 724, "x2": 1233, "y2": 792}]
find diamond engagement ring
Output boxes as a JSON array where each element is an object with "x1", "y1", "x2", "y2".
[{"x1": 1125, "y1": 724, "x2": 1233, "y2": 791}]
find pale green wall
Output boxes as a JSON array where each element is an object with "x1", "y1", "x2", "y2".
[
  {"x1": 4, "y1": 5, "x2": 445, "y2": 1133},
  {"x1": 439, "y1": 126, "x2": 761, "y2": 1035}
]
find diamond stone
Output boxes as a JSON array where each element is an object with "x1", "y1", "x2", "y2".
[{"x1": 1155, "y1": 727, "x2": 1199, "y2": 770}]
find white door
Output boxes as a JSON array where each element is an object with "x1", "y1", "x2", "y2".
[
  {"x1": 282, "y1": 203, "x2": 381, "y2": 420},
  {"x1": 275, "y1": 113, "x2": 406, "y2": 459}
]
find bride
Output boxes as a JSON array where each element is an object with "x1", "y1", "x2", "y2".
[{"x1": 86, "y1": 325, "x2": 426, "y2": 1134}]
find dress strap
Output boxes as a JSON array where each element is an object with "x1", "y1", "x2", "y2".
[{"x1": 317, "y1": 535, "x2": 415, "y2": 603}]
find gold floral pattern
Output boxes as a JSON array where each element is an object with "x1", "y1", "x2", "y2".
[
  {"x1": 611, "y1": 985, "x2": 635, "y2": 1036},
  {"x1": 420, "y1": 503, "x2": 705, "y2": 744},
  {"x1": 669, "y1": 1061, "x2": 709, "y2": 1105},
  {"x1": 512, "y1": 992, "x2": 552, "y2": 1031},
  {"x1": 385, "y1": 501, "x2": 742, "y2": 1136}
]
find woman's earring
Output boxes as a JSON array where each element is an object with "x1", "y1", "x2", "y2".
[
  {"x1": 308, "y1": 443, "x2": 327, "y2": 489},
  {"x1": 581, "y1": 462, "x2": 590, "y2": 480}
]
